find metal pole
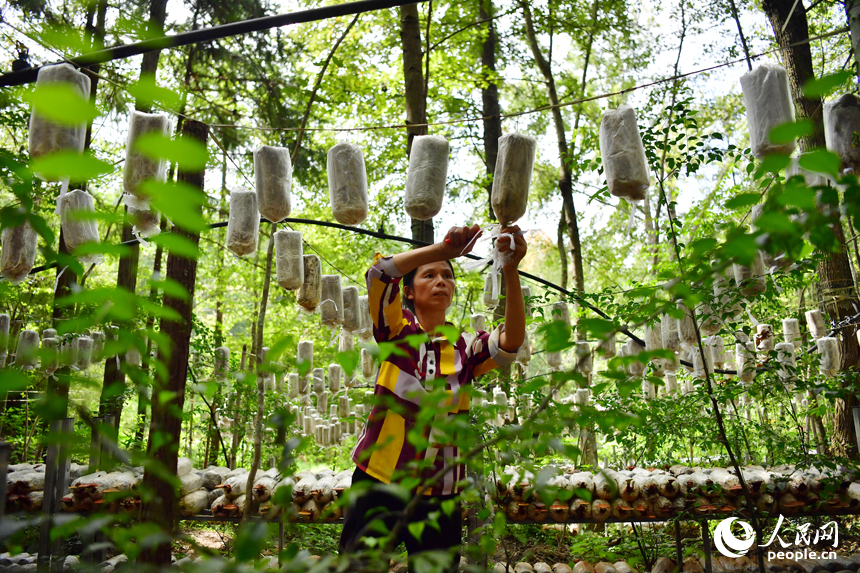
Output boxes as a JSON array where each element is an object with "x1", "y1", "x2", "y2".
[{"x1": 0, "y1": 0, "x2": 428, "y2": 87}]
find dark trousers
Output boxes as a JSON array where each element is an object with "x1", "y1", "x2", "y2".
[{"x1": 338, "y1": 467, "x2": 461, "y2": 573}]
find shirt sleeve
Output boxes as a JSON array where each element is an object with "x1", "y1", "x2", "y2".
[
  {"x1": 465, "y1": 324, "x2": 520, "y2": 380},
  {"x1": 366, "y1": 254, "x2": 412, "y2": 342}
]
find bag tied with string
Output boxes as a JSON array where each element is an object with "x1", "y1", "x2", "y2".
[
  {"x1": 124, "y1": 110, "x2": 172, "y2": 210},
  {"x1": 599, "y1": 104, "x2": 650, "y2": 201},
  {"x1": 29, "y1": 64, "x2": 90, "y2": 166}
]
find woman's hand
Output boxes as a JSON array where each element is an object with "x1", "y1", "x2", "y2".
[
  {"x1": 439, "y1": 224, "x2": 482, "y2": 259},
  {"x1": 499, "y1": 226, "x2": 527, "y2": 271}
]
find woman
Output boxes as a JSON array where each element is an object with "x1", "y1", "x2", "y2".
[{"x1": 339, "y1": 223, "x2": 528, "y2": 572}]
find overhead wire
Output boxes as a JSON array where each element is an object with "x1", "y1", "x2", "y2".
[{"x1": 0, "y1": 0, "x2": 433, "y2": 87}]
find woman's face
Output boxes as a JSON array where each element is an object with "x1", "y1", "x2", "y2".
[{"x1": 406, "y1": 261, "x2": 456, "y2": 313}]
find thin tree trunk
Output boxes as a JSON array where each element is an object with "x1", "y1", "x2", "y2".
[
  {"x1": 479, "y1": 0, "x2": 501, "y2": 221},
  {"x1": 401, "y1": 4, "x2": 434, "y2": 244},
  {"x1": 134, "y1": 216, "x2": 167, "y2": 448},
  {"x1": 138, "y1": 119, "x2": 209, "y2": 566},
  {"x1": 99, "y1": 0, "x2": 168, "y2": 425},
  {"x1": 521, "y1": 1, "x2": 585, "y2": 327},
  {"x1": 557, "y1": 210, "x2": 568, "y2": 289},
  {"x1": 764, "y1": 0, "x2": 860, "y2": 458},
  {"x1": 244, "y1": 224, "x2": 276, "y2": 520}
]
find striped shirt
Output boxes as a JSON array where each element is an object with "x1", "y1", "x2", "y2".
[{"x1": 352, "y1": 254, "x2": 518, "y2": 496}]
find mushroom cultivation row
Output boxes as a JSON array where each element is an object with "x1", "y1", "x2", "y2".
[
  {"x1": 490, "y1": 464, "x2": 860, "y2": 524},
  {"x1": 7, "y1": 461, "x2": 859, "y2": 523}
]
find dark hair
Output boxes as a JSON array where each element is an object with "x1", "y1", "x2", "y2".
[{"x1": 402, "y1": 260, "x2": 456, "y2": 313}]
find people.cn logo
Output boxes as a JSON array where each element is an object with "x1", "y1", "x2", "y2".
[{"x1": 714, "y1": 517, "x2": 756, "y2": 558}]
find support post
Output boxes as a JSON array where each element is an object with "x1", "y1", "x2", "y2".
[
  {"x1": 37, "y1": 417, "x2": 73, "y2": 573},
  {"x1": 0, "y1": 441, "x2": 9, "y2": 522},
  {"x1": 675, "y1": 520, "x2": 684, "y2": 570},
  {"x1": 852, "y1": 407, "x2": 860, "y2": 453},
  {"x1": 701, "y1": 520, "x2": 712, "y2": 573},
  {"x1": 278, "y1": 522, "x2": 285, "y2": 566}
]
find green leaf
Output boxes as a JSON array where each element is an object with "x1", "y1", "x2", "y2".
[
  {"x1": 337, "y1": 350, "x2": 360, "y2": 377},
  {"x1": 579, "y1": 318, "x2": 616, "y2": 337},
  {"x1": 376, "y1": 341, "x2": 409, "y2": 362},
  {"x1": 71, "y1": 242, "x2": 131, "y2": 258},
  {"x1": 435, "y1": 325, "x2": 460, "y2": 344},
  {"x1": 139, "y1": 180, "x2": 206, "y2": 233},
  {"x1": 0, "y1": 370, "x2": 30, "y2": 394},
  {"x1": 689, "y1": 238, "x2": 717, "y2": 259},
  {"x1": 149, "y1": 278, "x2": 190, "y2": 301},
  {"x1": 407, "y1": 521, "x2": 425, "y2": 541},
  {"x1": 25, "y1": 83, "x2": 97, "y2": 125},
  {"x1": 721, "y1": 233, "x2": 758, "y2": 265},
  {"x1": 127, "y1": 75, "x2": 181, "y2": 111},
  {"x1": 538, "y1": 320, "x2": 572, "y2": 352},
  {"x1": 769, "y1": 120, "x2": 813, "y2": 145},
  {"x1": 798, "y1": 150, "x2": 840, "y2": 178},
  {"x1": 755, "y1": 212, "x2": 795, "y2": 234},
  {"x1": 235, "y1": 522, "x2": 268, "y2": 562},
  {"x1": 149, "y1": 233, "x2": 200, "y2": 259},
  {"x1": 802, "y1": 71, "x2": 853, "y2": 98},
  {"x1": 30, "y1": 151, "x2": 113, "y2": 181},
  {"x1": 758, "y1": 153, "x2": 791, "y2": 173},
  {"x1": 134, "y1": 132, "x2": 209, "y2": 171},
  {"x1": 777, "y1": 184, "x2": 817, "y2": 210},
  {"x1": 724, "y1": 193, "x2": 760, "y2": 210}
]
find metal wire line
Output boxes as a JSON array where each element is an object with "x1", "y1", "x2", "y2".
[{"x1": 0, "y1": 0, "x2": 432, "y2": 87}]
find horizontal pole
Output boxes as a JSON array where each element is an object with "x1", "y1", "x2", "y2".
[{"x1": 0, "y1": 0, "x2": 425, "y2": 87}]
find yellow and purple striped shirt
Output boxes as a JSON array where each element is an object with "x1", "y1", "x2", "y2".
[{"x1": 351, "y1": 254, "x2": 518, "y2": 495}]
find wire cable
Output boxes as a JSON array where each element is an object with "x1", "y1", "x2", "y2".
[{"x1": 0, "y1": 0, "x2": 429, "y2": 87}]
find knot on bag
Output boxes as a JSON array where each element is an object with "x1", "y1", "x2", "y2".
[{"x1": 460, "y1": 223, "x2": 523, "y2": 301}]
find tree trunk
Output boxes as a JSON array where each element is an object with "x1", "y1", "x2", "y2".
[
  {"x1": 521, "y1": 1, "x2": 586, "y2": 326},
  {"x1": 138, "y1": 119, "x2": 208, "y2": 566},
  {"x1": 134, "y1": 218, "x2": 166, "y2": 449},
  {"x1": 761, "y1": 0, "x2": 825, "y2": 148},
  {"x1": 98, "y1": 0, "x2": 168, "y2": 425},
  {"x1": 763, "y1": 0, "x2": 860, "y2": 458},
  {"x1": 479, "y1": 0, "x2": 501, "y2": 221},
  {"x1": 849, "y1": 0, "x2": 860, "y2": 83},
  {"x1": 557, "y1": 210, "x2": 568, "y2": 290},
  {"x1": 401, "y1": 4, "x2": 434, "y2": 244}
]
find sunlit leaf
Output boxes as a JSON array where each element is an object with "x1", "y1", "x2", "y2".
[
  {"x1": 25, "y1": 83, "x2": 97, "y2": 125},
  {"x1": 30, "y1": 151, "x2": 113, "y2": 181},
  {"x1": 134, "y1": 132, "x2": 209, "y2": 170},
  {"x1": 758, "y1": 153, "x2": 790, "y2": 173},
  {"x1": 769, "y1": 120, "x2": 813, "y2": 145},
  {"x1": 127, "y1": 75, "x2": 181, "y2": 111},
  {"x1": 139, "y1": 180, "x2": 206, "y2": 233},
  {"x1": 724, "y1": 193, "x2": 760, "y2": 210},
  {"x1": 777, "y1": 184, "x2": 817, "y2": 210},
  {"x1": 337, "y1": 350, "x2": 359, "y2": 377},
  {"x1": 149, "y1": 232, "x2": 200, "y2": 258},
  {"x1": 72, "y1": 242, "x2": 131, "y2": 258},
  {"x1": 689, "y1": 238, "x2": 716, "y2": 260},
  {"x1": 149, "y1": 278, "x2": 190, "y2": 301},
  {"x1": 798, "y1": 150, "x2": 840, "y2": 178},
  {"x1": 802, "y1": 71, "x2": 852, "y2": 98},
  {"x1": 0, "y1": 370, "x2": 30, "y2": 394}
]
